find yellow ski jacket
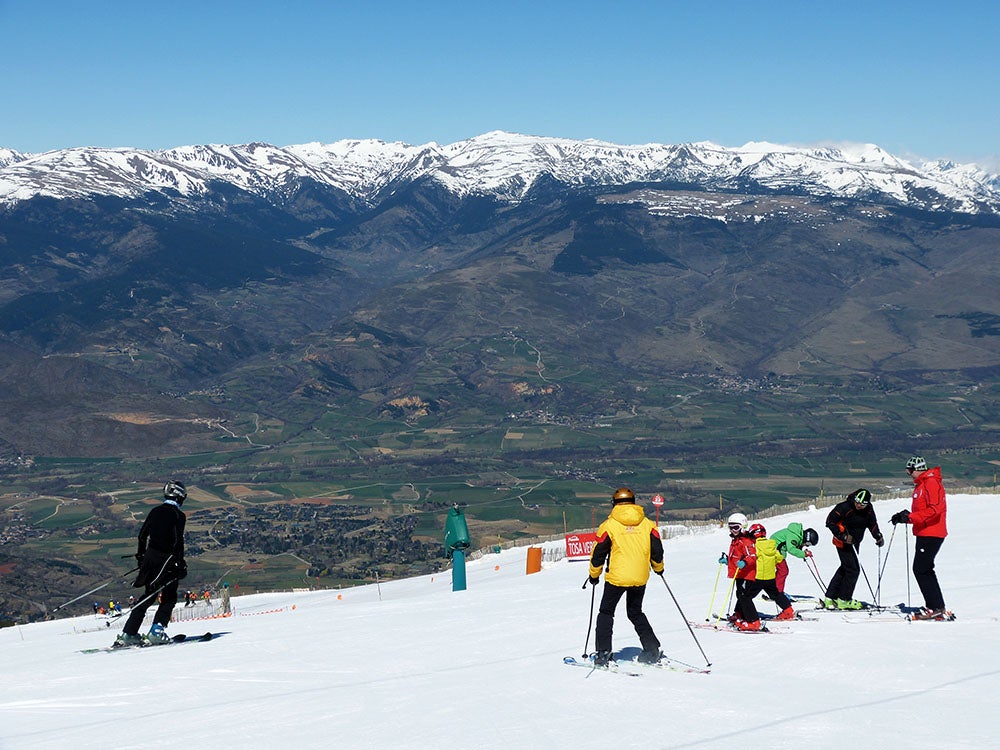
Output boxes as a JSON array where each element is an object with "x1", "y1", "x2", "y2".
[
  {"x1": 754, "y1": 537, "x2": 784, "y2": 581},
  {"x1": 588, "y1": 503, "x2": 664, "y2": 587}
]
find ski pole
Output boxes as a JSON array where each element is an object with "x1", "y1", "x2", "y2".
[
  {"x1": 878, "y1": 525, "x2": 897, "y2": 581},
  {"x1": 107, "y1": 576, "x2": 179, "y2": 623},
  {"x1": 580, "y1": 578, "x2": 597, "y2": 658},
  {"x1": 905, "y1": 530, "x2": 911, "y2": 608},
  {"x1": 714, "y1": 573, "x2": 738, "y2": 623},
  {"x1": 705, "y1": 560, "x2": 724, "y2": 621},
  {"x1": 51, "y1": 566, "x2": 140, "y2": 613},
  {"x1": 805, "y1": 555, "x2": 826, "y2": 594},
  {"x1": 858, "y1": 557, "x2": 877, "y2": 607},
  {"x1": 875, "y1": 525, "x2": 897, "y2": 603},
  {"x1": 876, "y1": 546, "x2": 882, "y2": 606},
  {"x1": 658, "y1": 574, "x2": 711, "y2": 667}
]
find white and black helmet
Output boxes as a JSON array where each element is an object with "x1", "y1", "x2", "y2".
[
  {"x1": 906, "y1": 456, "x2": 927, "y2": 473},
  {"x1": 727, "y1": 512, "x2": 748, "y2": 531},
  {"x1": 163, "y1": 480, "x2": 187, "y2": 504}
]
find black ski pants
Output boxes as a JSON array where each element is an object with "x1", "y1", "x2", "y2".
[
  {"x1": 825, "y1": 543, "x2": 861, "y2": 601},
  {"x1": 124, "y1": 548, "x2": 180, "y2": 635},
  {"x1": 123, "y1": 580, "x2": 178, "y2": 635},
  {"x1": 913, "y1": 536, "x2": 946, "y2": 610},
  {"x1": 595, "y1": 582, "x2": 659, "y2": 654},
  {"x1": 734, "y1": 578, "x2": 758, "y2": 622},
  {"x1": 745, "y1": 579, "x2": 792, "y2": 616}
]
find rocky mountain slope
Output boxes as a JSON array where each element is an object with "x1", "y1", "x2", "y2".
[{"x1": 0, "y1": 132, "x2": 997, "y2": 459}]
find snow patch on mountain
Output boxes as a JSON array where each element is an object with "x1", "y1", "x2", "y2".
[{"x1": 1, "y1": 132, "x2": 997, "y2": 215}]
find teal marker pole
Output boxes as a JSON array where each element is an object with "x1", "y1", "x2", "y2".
[{"x1": 444, "y1": 505, "x2": 471, "y2": 592}]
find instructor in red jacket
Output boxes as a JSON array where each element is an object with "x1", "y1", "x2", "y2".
[{"x1": 892, "y1": 456, "x2": 949, "y2": 619}]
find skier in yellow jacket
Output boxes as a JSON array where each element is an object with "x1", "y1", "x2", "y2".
[
  {"x1": 738, "y1": 523, "x2": 796, "y2": 629},
  {"x1": 587, "y1": 487, "x2": 665, "y2": 666}
]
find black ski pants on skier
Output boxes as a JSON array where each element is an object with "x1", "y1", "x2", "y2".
[
  {"x1": 745, "y1": 579, "x2": 792, "y2": 616},
  {"x1": 123, "y1": 579, "x2": 179, "y2": 635},
  {"x1": 595, "y1": 582, "x2": 659, "y2": 654},
  {"x1": 913, "y1": 536, "x2": 946, "y2": 610},
  {"x1": 825, "y1": 543, "x2": 861, "y2": 601},
  {"x1": 123, "y1": 550, "x2": 179, "y2": 635}
]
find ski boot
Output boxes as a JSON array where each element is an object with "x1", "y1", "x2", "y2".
[
  {"x1": 733, "y1": 618, "x2": 762, "y2": 632},
  {"x1": 593, "y1": 650, "x2": 613, "y2": 667},
  {"x1": 775, "y1": 606, "x2": 796, "y2": 621},
  {"x1": 822, "y1": 598, "x2": 838, "y2": 610},
  {"x1": 145, "y1": 623, "x2": 172, "y2": 645},
  {"x1": 836, "y1": 598, "x2": 863, "y2": 610},
  {"x1": 112, "y1": 632, "x2": 145, "y2": 649},
  {"x1": 637, "y1": 649, "x2": 663, "y2": 665},
  {"x1": 910, "y1": 607, "x2": 949, "y2": 621}
]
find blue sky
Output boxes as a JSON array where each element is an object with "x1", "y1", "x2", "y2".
[{"x1": 1, "y1": 1, "x2": 997, "y2": 168}]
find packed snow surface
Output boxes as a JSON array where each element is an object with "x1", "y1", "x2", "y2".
[{"x1": 2, "y1": 493, "x2": 997, "y2": 749}]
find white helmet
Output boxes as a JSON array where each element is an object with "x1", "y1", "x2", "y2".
[{"x1": 727, "y1": 512, "x2": 748, "y2": 530}]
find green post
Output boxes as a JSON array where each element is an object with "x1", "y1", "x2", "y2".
[
  {"x1": 444, "y1": 505, "x2": 471, "y2": 592},
  {"x1": 451, "y1": 549, "x2": 467, "y2": 591}
]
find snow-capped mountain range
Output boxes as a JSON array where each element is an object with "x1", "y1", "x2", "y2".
[{"x1": 1, "y1": 131, "x2": 999, "y2": 214}]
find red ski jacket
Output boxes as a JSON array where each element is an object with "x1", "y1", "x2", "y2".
[
  {"x1": 727, "y1": 534, "x2": 756, "y2": 580},
  {"x1": 910, "y1": 467, "x2": 948, "y2": 538}
]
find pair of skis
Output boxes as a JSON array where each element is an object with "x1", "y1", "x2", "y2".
[
  {"x1": 563, "y1": 646, "x2": 710, "y2": 676},
  {"x1": 80, "y1": 632, "x2": 216, "y2": 654}
]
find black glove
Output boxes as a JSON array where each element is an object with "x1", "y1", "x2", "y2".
[
  {"x1": 654, "y1": 568, "x2": 665, "y2": 577},
  {"x1": 134, "y1": 553, "x2": 144, "y2": 567},
  {"x1": 174, "y1": 559, "x2": 188, "y2": 580},
  {"x1": 891, "y1": 510, "x2": 911, "y2": 525},
  {"x1": 875, "y1": 533, "x2": 885, "y2": 547},
  {"x1": 841, "y1": 533, "x2": 853, "y2": 545},
  {"x1": 587, "y1": 575, "x2": 600, "y2": 586}
]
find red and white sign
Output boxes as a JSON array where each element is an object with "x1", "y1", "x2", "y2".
[
  {"x1": 652, "y1": 494, "x2": 665, "y2": 507},
  {"x1": 565, "y1": 532, "x2": 598, "y2": 561}
]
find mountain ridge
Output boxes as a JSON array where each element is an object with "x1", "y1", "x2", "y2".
[
  {"x1": 0, "y1": 131, "x2": 997, "y2": 464},
  {"x1": 2, "y1": 131, "x2": 998, "y2": 214}
]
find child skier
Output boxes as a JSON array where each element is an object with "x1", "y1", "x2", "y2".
[
  {"x1": 770, "y1": 522, "x2": 819, "y2": 593},
  {"x1": 744, "y1": 523, "x2": 796, "y2": 621},
  {"x1": 722, "y1": 513, "x2": 760, "y2": 631}
]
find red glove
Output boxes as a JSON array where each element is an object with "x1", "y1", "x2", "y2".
[{"x1": 804, "y1": 549, "x2": 813, "y2": 558}]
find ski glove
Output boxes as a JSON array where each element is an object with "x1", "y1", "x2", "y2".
[
  {"x1": 718, "y1": 554, "x2": 728, "y2": 564},
  {"x1": 134, "y1": 553, "x2": 144, "y2": 566},
  {"x1": 875, "y1": 534, "x2": 885, "y2": 547},
  {"x1": 174, "y1": 559, "x2": 188, "y2": 580},
  {"x1": 587, "y1": 575, "x2": 600, "y2": 586},
  {"x1": 736, "y1": 560, "x2": 746, "y2": 569},
  {"x1": 841, "y1": 533, "x2": 853, "y2": 545},
  {"x1": 891, "y1": 510, "x2": 911, "y2": 525},
  {"x1": 804, "y1": 549, "x2": 813, "y2": 558}
]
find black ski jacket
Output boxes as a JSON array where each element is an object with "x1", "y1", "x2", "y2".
[
  {"x1": 133, "y1": 501, "x2": 186, "y2": 587},
  {"x1": 825, "y1": 499, "x2": 881, "y2": 547}
]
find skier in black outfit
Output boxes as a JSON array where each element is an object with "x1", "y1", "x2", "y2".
[
  {"x1": 822, "y1": 488, "x2": 884, "y2": 610},
  {"x1": 114, "y1": 481, "x2": 188, "y2": 647}
]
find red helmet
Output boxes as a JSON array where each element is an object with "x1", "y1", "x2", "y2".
[{"x1": 748, "y1": 523, "x2": 766, "y2": 539}]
